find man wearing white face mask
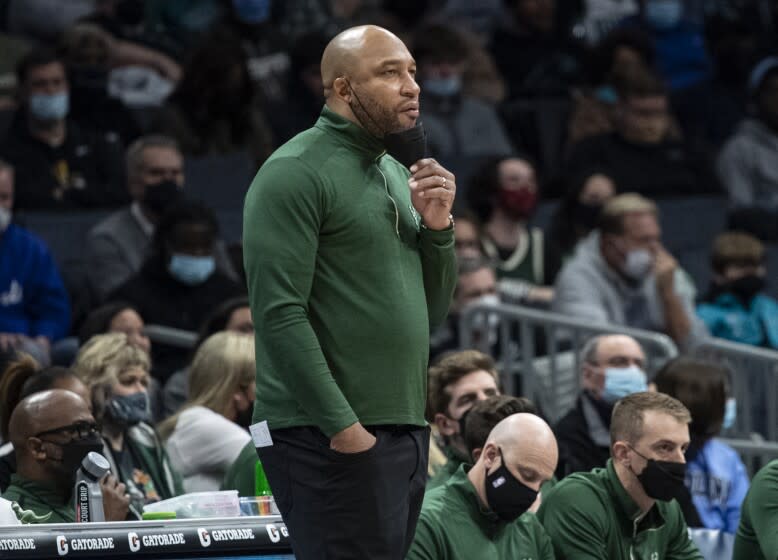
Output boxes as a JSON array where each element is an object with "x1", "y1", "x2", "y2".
[
  {"x1": 554, "y1": 334, "x2": 647, "y2": 478},
  {"x1": 0, "y1": 160, "x2": 70, "y2": 366},
  {"x1": 552, "y1": 193, "x2": 706, "y2": 347},
  {"x1": 0, "y1": 48, "x2": 126, "y2": 210}
]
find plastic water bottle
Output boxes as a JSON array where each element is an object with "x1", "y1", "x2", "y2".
[
  {"x1": 74, "y1": 452, "x2": 110, "y2": 522},
  {"x1": 254, "y1": 460, "x2": 273, "y2": 514}
]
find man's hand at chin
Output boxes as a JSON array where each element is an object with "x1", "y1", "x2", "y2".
[{"x1": 408, "y1": 158, "x2": 455, "y2": 230}]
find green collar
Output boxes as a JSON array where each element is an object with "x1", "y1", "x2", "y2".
[
  {"x1": 314, "y1": 105, "x2": 386, "y2": 160},
  {"x1": 447, "y1": 464, "x2": 506, "y2": 537},
  {"x1": 603, "y1": 459, "x2": 666, "y2": 531},
  {"x1": 7, "y1": 473, "x2": 74, "y2": 521}
]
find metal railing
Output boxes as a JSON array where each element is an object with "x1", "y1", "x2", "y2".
[
  {"x1": 693, "y1": 339, "x2": 778, "y2": 442},
  {"x1": 719, "y1": 435, "x2": 778, "y2": 478},
  {"x1": 459, "y1": 303, "x2": 679, "y2": 423},
  {"x1": 144, "y1": 324, "x2": 198, "y2": 349}
]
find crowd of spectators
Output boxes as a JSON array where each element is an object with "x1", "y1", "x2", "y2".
[{"x1": 0, "y1": 0, "x2": 776, "y2": 557}]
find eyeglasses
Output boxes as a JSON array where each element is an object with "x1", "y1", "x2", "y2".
[{"x1": 35, "y1": 421, "x2": 100, "y2": 440}]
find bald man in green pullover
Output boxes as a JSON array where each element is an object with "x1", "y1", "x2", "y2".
[{"x1": 243, "y1": 25, "x2": 457, "y2": 560}]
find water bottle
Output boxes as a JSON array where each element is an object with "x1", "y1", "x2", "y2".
[
  {"x1": 74, "y1": 452, "x2": 110, "y2": 522},
  {"x1": 255, "y1": 460, "x2": 273, "y2": 514}
]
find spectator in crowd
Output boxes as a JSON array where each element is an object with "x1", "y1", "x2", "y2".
[
  {"x1": 538, "y1": 392, "x2": 703, "y2": 559},
  {"x1": 412, "y1": 24, "x2": 513, "y2": 165},
  {"x1": 426, "y1": 350, "x2": 500, "y2": 491},
  {"x1": 575, "y1": 0, "x2": 640, "y2": 45},
  {"x1": 2, "y1": 389, "x2": 129, "y2": 523},
  {"x1": 159, "y1": 332, "x2": 253, "y2": 493},
  {"x1": 555, "y1": 334, "x2": 648, "y2": 478},
  {"x1": 430, "y1": 257, "x2": 498, "y2": 361},
  {"x1": 407, "y1": 413, "x2": 557, "y2": 560},
  {"x1": 73, "y1": 333, "x2": 183, "y2": 516},
  {"x1": 468, "y1": 156, "x2": 554, "y2": 304},
  {"x1": 78, "y1": 301, "x2": 150, "y2": 355},
  {"x1": 697, "y1": 232, "x2": 778, "y2": 348},
  {"x1": 0, "y1": 160, "x2": 70, "y2": 367},
  {"x1": 152, "y1": 29, "x2": 275, "y2": 165},
  {"x1": 546, "y1": 166, "x2": 617, "y2": 282},
  {"x1": 161, "y1": 296, "x2": 252, "y2": 418},
  {"x1": 567, "y1": 26, "x2": 655, "y2": 146},
  {"x1": 453, "y1": 210, "x2": 483, "y2": 260},
  {"x1": 85, "y1": 135, "x2": 236, "y2": 303},
  {"x1": 109, "y1": 200, "x2": 245, "y2": 380},
  {"x1": 58, "y1": 24, "x2": 141, "y2": 145},
  {"x1": 553, "y1": 193, "x2": 706, "y2": 347},
  {"x1": 0, "y1": 354, "x2": 91, "y2": 492},
  {"x1": 732, "y1": 460, "x2": 778, "y2": 560},
  {"x1": 717, "y1": 56, "x2": 778, "y2": 240},
  {"x1": 489, "y1": 0, "x2": 583, "y2": 99},
  {"x1": 0, "y1": 48, "x2": 127, "y2": 210},
  {"x1": 266, "y1": 30, "x2": 329, "y2": 145},
  {"x1": 654, "y1": 357, "x2": 749, "y2": 533},
  {"x1": 565, "y1": 67, "x2": 718, "y2": 197},
  {"x1": 620, "y1": 0, "x2": 712, "y2": 92}
]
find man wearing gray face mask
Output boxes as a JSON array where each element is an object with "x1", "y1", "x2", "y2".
[{"x1": 552, "y1": 193, "x2": 706, "y2": 347}]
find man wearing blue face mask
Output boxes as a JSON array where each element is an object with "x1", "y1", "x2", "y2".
[
  {"x1": 109, "y1": 201, "x2": 244, "y2": 381},
  {"x1": 553, "y1": 193, "x2": 707, "y2": 348},
  {"x1": 0, "y1": 48, "x2": 126, "y2": 210},
  {"x1": 554, "y1": 334, "x2": 647, "y2": 478},
  {"x1": 412, "y1": 23, "x2": 513, "y2": 165}
]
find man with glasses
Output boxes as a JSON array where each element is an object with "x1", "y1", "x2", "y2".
[
  {"x1": 538, "y1": 391, "x2": 703, "y2": 559},
  {"x1": 554, "y1": 334, "x2": 647, "y2": 478},
  {"x1": 2, "y1": 389, "x2": 130, "y2": 522}
]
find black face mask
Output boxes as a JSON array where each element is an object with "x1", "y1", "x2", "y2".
[
  {"x1": 383, "y1": 123, "x2": 427, "y2": 169},
  {"x1": 142, "y1": 180, "x2": 183, "y2": 216},
  {"x1": 630, "y1": 446, "x2": 687, "y2": 501},
  {"x1": 572, "y1": 201, "x2": 603, "y2": 230},
  {"x1": 484, "y1": 448, "x2": 538, "y2": 522},
  {"x1": 235, "y1": 401, "x2": 255, "y2": 430},
  {"x1": 725, "y1": 274, "x2": 765, "y2": 304},
  {"x1": 49, "y1": 433, "x2": 104, "y2": 480}
]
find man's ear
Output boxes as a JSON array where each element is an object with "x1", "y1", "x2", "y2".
[
  {"x1": 333, "y1": 76, "x2": 352, "y2": 103},
  {"x1": 612, "y1": 441, "x2": 630, "y2": 466},
  {"x1": 434, "y1": 412, "x2": 457, "y2": 437},
  {"x1": 471, "y1": 447, "x2": 483, "y2": 463},
  {"x1": 481, "y1": 443, "x2": 499, "y2": 470},
  {"x1": 26, "y1": 437, "x2": 47, "y2": 461}
]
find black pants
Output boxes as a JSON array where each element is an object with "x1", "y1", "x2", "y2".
[{"x1": 256, "y1": 425, "x2": 430, "y2": 560}]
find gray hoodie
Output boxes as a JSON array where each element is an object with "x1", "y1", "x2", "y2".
[
  {"x1": 552, "y1": 232, "x2": 707, "y2": 347},
  {"x1": 717, "y1": 118, "x2": 778, "y2": 209}
]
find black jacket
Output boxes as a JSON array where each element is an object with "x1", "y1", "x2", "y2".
[
  {"x1": 554, "y1": 394, "x2": 611, "y2": 479},
  {"x1": 0, "y1": 112, "x2": 128, "y2": 211},
  {"x1": 110, "y1": 256, "x2": 245, "y2": 380}
]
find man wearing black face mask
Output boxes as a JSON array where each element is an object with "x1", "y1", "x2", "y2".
[
  {"x1": 244, "y1": 25, "x2": 457, "y2": 559},
  {"x1": 86, "y1": 134, "x2": 237, "y2": 302},
  {"x1": 538, "y1": 391, "x2": 703, "y2": 560},
  {"x1": 2, "y1": 389, "x2": 130, "y2": 522},
  {"x1": 697, "y1": 231, "x2": 778, "y2": 349},
  {"x1": 408, "y1": 413, "x2": 557, "y2": 560}
]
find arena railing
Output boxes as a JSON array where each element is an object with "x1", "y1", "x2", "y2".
[
  {"x1": 693, "y1": 338, "x2": 778, "y2": 442},
  {"x1": 458, "y1": 303, "x2": 679, "y2": 423},
  {"x1": 144, "y1": 325, "x2": 198, "y2": 349}
]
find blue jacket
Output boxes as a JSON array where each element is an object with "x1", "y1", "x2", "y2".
[
  {"x1": 0, "y1": 224, "x2": 70, "y2": 340},
  {"x1": 686, "y1": 438, "x2": 750, "y2": 533},
  {"x1": 697, "y1": 293, "x2": 778, "y2": 349},
  {"x1": 621, "y1": 17, "x2": 712, "y2": 91}
]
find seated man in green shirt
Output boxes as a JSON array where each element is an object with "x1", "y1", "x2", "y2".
[
  {"x1": 3, "y1": 389, "x2": 129, "y2": 522},
  {"x1": 426, "y1": 350, "x2": 500, "y2": 491},
  {"x1": 537, "y1": 391, "x2": 703, "y2": 560},
  {"x1": 733, "y1": 459, "x2": 778, "y2": 560},
  {"x1": 407, "y1": 412, "x2": 557, "y2": 559}
]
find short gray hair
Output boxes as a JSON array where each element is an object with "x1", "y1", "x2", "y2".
[
  {"x1": 579, "y1": 335, "x2": 604, "y2": 368},
  {"x1": 126, "y1": 134, "x2": 181, "y2": 180}
]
